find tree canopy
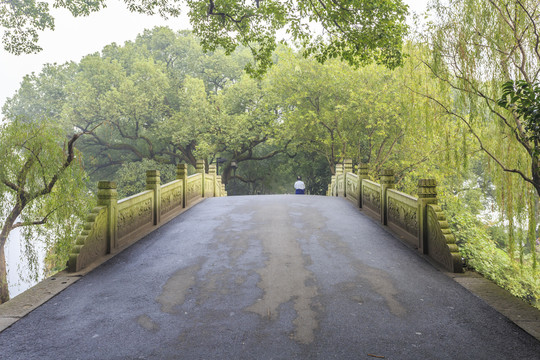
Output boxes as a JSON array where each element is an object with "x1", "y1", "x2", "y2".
[{"x1": 1, "y1": 0, "x2": 409, "y2": 75}]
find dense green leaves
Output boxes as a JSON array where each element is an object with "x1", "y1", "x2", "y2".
[
  {"x1": 498, "y1": 80, "x2": 540, "y2": 154},
  {"x1": 2, "y1": 0, "x2": 409, "y2": 75},
  {"x1": 187, "y1": 0, "x2": 410, "y2": 76},
  {"x1": 1, "y1": 0, "x2": 54, "y2": 54}
]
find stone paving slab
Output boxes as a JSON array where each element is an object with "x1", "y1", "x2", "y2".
[
  {"x1": 0, "y1": 273, "x2": 81, "y2": 329},
  {"x1": 450, "y1": 272, "x2": 540, "y2": 341}
]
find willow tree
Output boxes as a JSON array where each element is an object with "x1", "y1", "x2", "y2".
[
  {"x1": 421, "y1": 0, "x2": 539, "y2": 270},
  {"x1": 0, "y1": 120, "x2": 89, "y2": 303}
]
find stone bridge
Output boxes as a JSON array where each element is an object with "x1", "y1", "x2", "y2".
[{"x1": 0, "y1": 161, "x2": 539, "y2": 359}]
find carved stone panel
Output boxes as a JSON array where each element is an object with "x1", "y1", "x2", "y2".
[
  {"x1": 187, "y1": 175, "x2": 202, "y2": 204},
  {"x1": 337, "y1": 174, "x2": 345, "y2": 196},
  {"x1": 363, "y1": 185, "x2": 381, "y2": 214},
  {"x1": 388, "y1": 197, "x2": 418, "y2": 238},
  {"x1": 161, "y1": 183, "x2": 183, "y2": 216},
  {"x1": 346, "y1": 176, "x2": 359, "y2": 202},
  {"x1": 205, "y1": 175, "x2": 215, "y2": 197},
  {"x1": 427, "y1": 205, "x2": 463, "y2": 273},
  {"x1": 117, "y1": 197, "x2": 153, "y2": 242},
  {"x1": 68, "y1": 206, "x2": 108, "y2": 272}
]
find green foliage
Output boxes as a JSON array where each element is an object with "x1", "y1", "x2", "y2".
[
  {"x1": 498, "y1": 80, "x2": 540, "y2": 155},
  {"x1": 0, "y1": 0, "x2": 106, "y2": 54},
  {"x1": 188, "y1": 0, "x2": 409, "y2": 76},
  {"x1": 115, "y1": 159, "x2": 176, "y2": 198},
  {"x1": 2, "y1": 0, "x2": 409, "y2": 76},
  {"x1": 444, "y1": 197, "x2": 539, "y2": 308},
  {"x1": 0, "y1": 118, "x2": 92, "y2": 294},
  {"x1": 413, "y1": 0, "x2": 540, "y2": 296}
]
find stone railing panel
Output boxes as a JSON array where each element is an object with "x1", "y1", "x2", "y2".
[
  {"x1": 187, "y1": 173, "x2": 203, "y2": 204},
  {"x1": 160, "y1": 180, "x2": 183, "y2": 218},
  {"x1": 68, "y1": 206, "x2": 108, "y2": 272},
  {"x1": 205, "y1": 173, "x2": 215, "y2": 198},
  {"x1": 337, "y1": 174, "x2": 345, "y2": 197},
  {"x1": 326, "y1": 160, "x2": 462, "y2": 273},
  {"x1": 117, "y1": 190, "x2": 154, "y2": 248},
  {"x1": 346, "y1": 173, "x2": 359, "y2": 204},
  {"x1": 387, "y1": 189, "x2": 419, "y2": 248},
  {"x1": 427, "y1": 204, "x2": 463, "y2": 273},
  {"x1": 67, "y1": 161, "x2": 225, "y2": 273},
  {"x1": 362, "y1": 180, "x2": 381, "y2": 217}
]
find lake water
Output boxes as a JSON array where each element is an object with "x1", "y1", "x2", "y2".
[{"x1": 5, "y1": 229, "x2": 46, "y2": 298}]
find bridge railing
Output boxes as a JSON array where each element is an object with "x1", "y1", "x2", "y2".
[
  {"x1": 328, "y1": 160, "x2": 462, "y2": 273},
  {"x1": 68, "y1": 160, "x2": 226, "y2": 272}
]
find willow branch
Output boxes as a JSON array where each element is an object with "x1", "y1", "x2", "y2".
[
  {"x1": 410, "y1": 87, "x2": 535, "y2": 187},
  {"x1": 12, "y1": 206, "x2": 60, "y2": 229}
]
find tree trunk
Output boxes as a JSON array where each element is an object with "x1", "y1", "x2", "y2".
[
  {"x1": 532, "y1": 157, "x2": 540, "y2": 199},
  {"x1": 0, "y1": 205, "x2": 23, "y2": 304},
  {"x1": 222, "y1": 166, "x2": 232, "y2": 185},
  {"x1": 0, "y1": 239, "x2": 9, "y2": 304}
]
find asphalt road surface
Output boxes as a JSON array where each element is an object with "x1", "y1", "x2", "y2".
[{"x1": 1, "y1": 195, "x2": 539, "y2": 359}]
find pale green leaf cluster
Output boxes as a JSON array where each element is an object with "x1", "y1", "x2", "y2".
[{"x1": 3, "y1": 28, "x2": 280, "y2": 192}]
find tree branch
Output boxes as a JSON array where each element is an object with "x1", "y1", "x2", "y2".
[
  {"x1": 11, "y1": 206, "x2": 60, "y2": 230},
  {"x1": 409, "y1": 85, "x2": 535, "y2": 187}
]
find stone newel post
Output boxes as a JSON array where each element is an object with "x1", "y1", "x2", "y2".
[
  {"x1": 176, "y1": 164, "x2": 187, "y2": 208},
  {"x1": 209, "y1": 164, "x2": 217, "y2": 197},
  {"x1": 357, "y1": 163, "x2": 369, "y2": 208},
  {"x1": 146, "y1": 170, "x2": 161, "y2": 226},
  {"x1": 97, "y1": 181, "x2": 118, "y2": 253},
  {"x1": 343, "y1": 159, "x2": 353, "y2": 198},
  {"x1": 417, "y1": 179, "x2": 438, "y2": 254},
  {"x1": 336, "y1": 163, "x2": 344, "y2": 197},
  {"x1": 379, "y1": 169, "x2": 395, "y2": 225},
  {"x1": 196, "y1": 159, "x2": 205, "y2": 197}
]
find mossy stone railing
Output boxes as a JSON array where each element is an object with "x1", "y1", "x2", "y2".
[
  {"x1": 68, "y1": 161, "x2": 226, "y2": 272},
  {"x1": 328, "y1": 161, "x2": 462, "y2": 273}
]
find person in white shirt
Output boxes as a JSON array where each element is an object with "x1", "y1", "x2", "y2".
[{"x1": 294, "y1": 176, "x2": 305, "y2": 194}]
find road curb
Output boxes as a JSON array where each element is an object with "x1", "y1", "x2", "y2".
[{"x1": 448, "y1": 271, "x2": 540, "y2": 342}]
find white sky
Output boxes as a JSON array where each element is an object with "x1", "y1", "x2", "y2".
[{"x1": 0, "y1": 0, "x2": 429, "y2": 110}]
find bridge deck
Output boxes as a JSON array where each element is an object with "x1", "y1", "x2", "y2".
[{"x1": 0, "y1": 195, "x2": 538, "y2": 359}]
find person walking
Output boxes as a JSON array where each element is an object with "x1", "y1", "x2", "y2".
[{"x1": 294, "y1": 176, "x2": 305, "y2": 194}]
